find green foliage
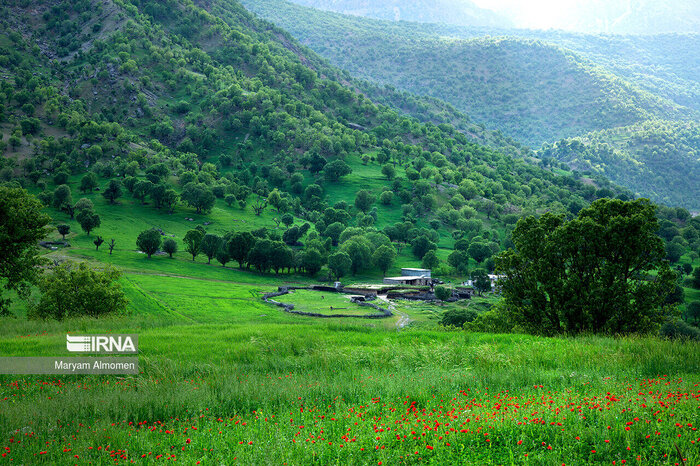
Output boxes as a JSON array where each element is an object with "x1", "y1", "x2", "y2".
[
  {"x1": 183, "y1": 229, "x2": 204, "y2": 261},
  {"x1": 136, "y1": 229, "x2": 162, "y2": 259},
  {"x1": 56, "y1": 224, "x2": 70, "y2": 240},
  {"x1": 496, "y1": 199, "x2": 677, "y2": 335},
  {"x1": 440, "y1": 307, "x2": 478, "y2": 327},
  {"x1": 162, "y1": 238, "x2": 178, "y2": 258},
  {"x1": 372, "y1": 244, "x2": 396, "y2": 276},
  {"x1": 354, "y1": 189, "x2": 375, "y2": 213},
  {"x1": 76, "y1": 209, "x2": 100, "y2": 236},
  {"x1": 434, "y1": 285, "x2": 452, "y2": 302},
  {"x1": 328, "y1": 251, "x2": 352, "y2": 280},
  {"x1": 102, "y1": 179, "x2": 122, "y2": 204},
  {"x1": 0, "y1": 186, "x2": 50, "y2": 315},
  {"x1": 31, "y1": 262, "x2": 127, "y2": 320}
]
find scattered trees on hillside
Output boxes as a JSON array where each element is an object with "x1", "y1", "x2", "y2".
[{"x1": 183, "y1": 228, "x2": 204, "y2": 260}]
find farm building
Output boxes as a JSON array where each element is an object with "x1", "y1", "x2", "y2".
[{"x1": 383, "y1": 268, "x2": 432, "y2": 286}]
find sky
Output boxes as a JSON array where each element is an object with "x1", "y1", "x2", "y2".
[
  {"x1": 471, "y1": 0, "x2": 583, "y2": 30},
  {"x1": 471, "y1": 0, "x2": 630, "y2": 30}
]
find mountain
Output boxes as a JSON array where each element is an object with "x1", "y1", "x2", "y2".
[
  {"x1": 0, "y1": 0, "x2": 641, "y2": 285},
  {"x1": 239, "y1": 0, "x2": 700, "y2": 209},
  {"x1": 286, "y1": 0, "x2": 513, "y2": 28},
  {"x1": 240, "y1": 0, "x2": 695, "y2": 147}
]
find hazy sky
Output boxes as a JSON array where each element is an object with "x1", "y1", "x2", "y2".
[{"x1": 471, "y1": 0, "x2": 632, "y2": 31}]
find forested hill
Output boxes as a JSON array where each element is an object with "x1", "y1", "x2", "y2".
[
  {"x1": 1, "y1": 0, "x2": 644, "y2": 278},
  {"x1": 286, "y1": 0, "x2": 512, "y2": 28},
  {"x1": 239, "y1": 0, "x2": 700, "y2": 210},
  {"x1": 240, "y1": 0, "x2": 695, "y2": 147},
  {"x1": 541, "y1": 120, "x2": 700, "y2": 210}
]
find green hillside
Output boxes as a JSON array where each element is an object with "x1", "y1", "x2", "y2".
[
  {"x1": 240, "y1": 0, "x2": 694, "y2": 147},
  {"x1": 541, "y1": 120, "x2": 700, "y2": 210},
  {"x1": 239, "y1": 0, "x2": 700, "y2": 209},
  {"x1": 0, "y1": 0, "x2": 648, "y2": 302}
]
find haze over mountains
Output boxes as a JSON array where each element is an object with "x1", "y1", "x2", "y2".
[
  {"x1": 242, "y1": 0, "x2": 700, "y2": 210},
  {"x1": 288, "y1": 0, "x2": 700, "y2": 35}
]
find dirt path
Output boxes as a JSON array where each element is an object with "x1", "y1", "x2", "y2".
[{"x1": 377, "y1": 295, "x2": 412, "y2": 329}]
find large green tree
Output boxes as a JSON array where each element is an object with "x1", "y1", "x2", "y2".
[
  {"x1": 496, "y1": 199, "x2": 677, "y2": 335},
  {"x1": 136, "y1": 229, "x2": 162, "y2": 258},
  {"x1": 0, "y1": 187, "x2": 51, "y2": 315}
]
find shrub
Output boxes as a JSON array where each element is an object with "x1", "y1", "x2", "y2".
[
  {"x1": 659, "y1": 319, "x2": 700, "y2": 341},
  {"x1": 31, "y1": 263, "x2": 128, "y2": 319},
  {"x1": 440, "y1": 308, "x2": 477, "y2": 328}
]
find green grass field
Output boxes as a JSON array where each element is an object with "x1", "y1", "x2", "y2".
[{"x1": 1, "y1": 176, "x2": 699, "y2": 464}]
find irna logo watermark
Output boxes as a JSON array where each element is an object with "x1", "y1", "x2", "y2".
[{"x1": 66, "y1": 334, "x2": 138, "y2": 354}]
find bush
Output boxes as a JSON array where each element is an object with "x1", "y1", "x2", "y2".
[
  {"x1": 31, "y1": 263, "x2": 128, "y2": 319},
  {"x1": 659, "y1": 319, "x2": 700, "y2": 341},
  {"x1": 440, "y1": 308, "x2": 477, "y2": 328},
  {"x1": 463, "y1": 302, "x2": 514, "y2": 333}
]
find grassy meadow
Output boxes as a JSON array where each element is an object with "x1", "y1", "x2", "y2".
[{"x1": 1, "y1": 166, "x2": 699, "y2": 464}]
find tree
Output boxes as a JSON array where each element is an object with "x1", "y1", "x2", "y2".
[
  {"x1": 372, "y1": 244, "x2": 396, "y2": 276},
  {"x1": 133, "y1": 180, "x2": 152, "y2": 204},
  {"x1": 471, "y1": 269, "x2": 491, "y2": 296},
  {"x1": 200, "y1": 234, "x2": 221, "y2": 264},
  {"x1": 300, "y1": 248, "x2": 324, "y2": 275},
  {"x1": 354, "y1": 190, "x2": 375, "y2": 213},
  {"x1": 76, "y1": 210, "x2": 100, "y2": 236},
  {"x1": 411, "y1": 235, "x2": 437, "y2": 259},
  {"x1": 248, "y1": 239, "x2": 274, "y2": 272},
  {"x1": 0, "y1": 187, "x2": 50, "y2": 315},
  {"x1": 323, "y1": 159, "x2": 352, "y2": 181},
  {"x1": 252, "y1": 195, "x2": 267, "y2": 216},
  {"x1": 448, "y1": 250, "x2": 469, "y2": 275},
  {"x1": 379, "y1": 190, "x2": 394, "y2": 205},
  {"x1": 162, "y1": 238, "x2": 177, "y2": 258},
  {"x1": 267, "y1": 189, "x2": 283, "y2": 212},
  {"x1": 216, "y1": 242, "x2": 231, "y2": 267},
  {"x1": 108, "y1": 238, "x2": 116, "y2": 255},
  {"x1": 665, "y1": 243, "x2": 684, "y2": 263},
  {"x1": 434, "y1": 285, "x2": 452, "y2": 302},
  {"x1": 225, "y1": 194, "x2": 236, "y2": 207},
  {"x1": 324, "y1": 222, "x2": 345, "y2": 246},
  {"x1": 281, "y1": 213, "x2": 294, "y2": 228},
  {"x1": 468, "y1": 242, "x2": 492, "y2": 264},
  {"x1": 183, "y1": 229, "x2": 204, "y2": 261},
  {"x1": 162, "y1": 189, "x2": 178, "y2": 213},
  {"x1": 496, "y1": 199, "x2": 677, "y2": 335},
  {"x1": 52, "y1": 184, "x2": 72, "y2": 210},
  {"x1": 136, "y1": 229, "x2": 162, "y2": 258},
  {"x1": 319, "y1": 247, "x2": 348, "y2": 280},
  {"x1": 93, "y1": 236, "x2": 104, "y2": 251},
  {"x1": 181, "y1": 182, "x2": 215, "y2": 214},
  {"x1": 102, "y1": 179, "x2": 122, "y2": 204},
  {"x1": 341, "y1": 236, "x2": 372, "y2": 275},
  {"x1": 74, "y1": 197, "x2": 94, "y2": 214},
  {"x1": 227, "y1": 231, "x2": 256, "y2": 268},
  {"x1": 32, "y1": 262, "x2": 127, "y2": 319},
  {"x1": 421, "y1": 250, "x2": 440, "y2": 270},
  {"x1": 381, "y1": 164, "x2": 396, "y2": 180},
  {"x1": 57, "y1": 224, "x2": 70, "y2": 240},
  {"x1": 80, "y1": 172, "x2": 98, "y2": 193},
  {"x1": 692, "y1": 267, "x2": 700, "y2": 289}
]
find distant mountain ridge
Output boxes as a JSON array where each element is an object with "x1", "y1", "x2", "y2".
[{"x1": 287, "y1": 0, "x2": 513, "y2": 28}]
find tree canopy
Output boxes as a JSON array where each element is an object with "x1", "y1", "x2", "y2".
[{"x1": 496, "y1": 198, "x2": 677, "y2": 335}]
